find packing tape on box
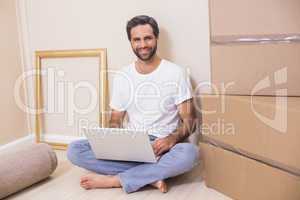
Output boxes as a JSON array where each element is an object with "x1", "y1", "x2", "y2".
[{"x1": 211, "y1": 34, "x2": 300, "y2": 45}]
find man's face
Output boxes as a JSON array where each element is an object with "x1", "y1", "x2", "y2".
[{"x1": 130, "y1": 24, "x2": 158, "y2": 61}]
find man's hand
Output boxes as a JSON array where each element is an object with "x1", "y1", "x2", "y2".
[
  {"x1": 152, "y1": 135, "x2": 177, "y2": 156},
  {"x1": 152, "y1": 99, "x2": 195, "y2": 157},
  {"x1": 109, "y1": 109, "x2": 126, "y2": 128}
]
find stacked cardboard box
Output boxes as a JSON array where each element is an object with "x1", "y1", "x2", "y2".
[
  {"x1": 200, "y1": 142, "x2": 300, "y2": 200},
  {"x1": 200, "y1": 95, "x2": 300, "y2": 199},
  {"x1": 210, "y1": 0, "x2": 300, "y2": 36},
  {"x1": 201, "y1": 95, "x2": 300, "y2": 175},
  {"x1": 210, "y1": 43, "x2": 300, "y2": 96},
  {"x1": 201, "y1": 0, "x2": 300, "y2": 199}
]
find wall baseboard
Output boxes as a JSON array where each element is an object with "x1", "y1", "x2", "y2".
[
  {"x1": 41, "y1": 134, "x2": 86, "y2": 144},
  {"x1": 0, "y1": 134, "x2": 34, "y2": 150},
  {"x1": 0, "y1": 134, "x2": 85, "y2": 151}
]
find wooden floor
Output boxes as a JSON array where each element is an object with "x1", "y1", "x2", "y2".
[{"x1": 6, "y1": 150, "x2": 231, "y2": 200}]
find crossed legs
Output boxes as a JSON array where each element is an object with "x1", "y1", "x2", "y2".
[{"x1": 67, "y1": 139, "x2": 199, "y2": 193}]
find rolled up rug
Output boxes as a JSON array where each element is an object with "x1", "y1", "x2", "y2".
[{"x1": 0, "y1": 143, "x2": 57, "y2": 199}]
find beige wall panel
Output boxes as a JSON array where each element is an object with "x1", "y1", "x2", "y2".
[
  {"x1": 0, "y1": 0, "x2": 27, "y2": 145},
  {"x1": 18, "y1": 0, "x2": 211, "y2": 137}
]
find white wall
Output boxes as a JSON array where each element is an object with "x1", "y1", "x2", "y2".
[{"x1": 17, "y1": 0, "x2": 210, "y2": 139}]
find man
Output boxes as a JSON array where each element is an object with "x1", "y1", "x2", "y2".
[{"x1": 67, "y1": 15, "x2": 199, "y2": 193}]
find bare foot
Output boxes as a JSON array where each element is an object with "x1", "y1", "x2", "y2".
[
  {"x1": 151, "y1": 180, "x2": 168, "y2": 193},
  {"x1": 80, "y1": 173, "x2": 121, "y2": 190}
]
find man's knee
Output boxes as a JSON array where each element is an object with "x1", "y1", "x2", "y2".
[
  {"x1": 66, "y1": 139, "x2": 89, "y2": 165},
  {"x1": 173, "y1": 143, "x2": 200, "y2": 170}
]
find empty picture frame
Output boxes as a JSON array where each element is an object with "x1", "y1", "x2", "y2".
[{"x1": 35, "y1": 49, "x2": 108, "y2": 150}]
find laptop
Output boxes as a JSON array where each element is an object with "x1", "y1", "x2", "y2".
[{"x1": 83, "y1": 127, "x2": 157, "y2": 163}]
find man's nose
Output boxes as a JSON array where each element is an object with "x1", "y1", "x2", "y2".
[{"x1": 140, "y1": 40, "x2": 147, "y2": 48}]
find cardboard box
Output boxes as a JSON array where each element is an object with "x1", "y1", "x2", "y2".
[
  {"x1": 210, "y1": 43, "x2": 300, "y2": 96},
  {"x1": 209, "y1": 0, "x2": 300, "y2": 36},
  {"x1": 200, "y1": 142, "x2": 300, "y2": 200},
  {"x1": 200, "y1": 95, "x2": 300, "y2": 175}
]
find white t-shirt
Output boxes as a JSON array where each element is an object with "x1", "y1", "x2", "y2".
[{"x1": 109, "y1": 59, "x2": 192, "y2": 138}]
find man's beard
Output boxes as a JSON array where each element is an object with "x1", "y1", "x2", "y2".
[{"x1": 133, "y1": 45, "x2": 157, "y2": 61}]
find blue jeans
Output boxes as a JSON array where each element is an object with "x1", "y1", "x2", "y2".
[{"x1": 67, "y1": 136, "x2": 200, "y2": 193}]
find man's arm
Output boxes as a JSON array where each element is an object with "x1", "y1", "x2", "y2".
[
  {"x1": 109, "y1": 109, "x2": 126, "y2": 128},
  {"x1": 152, "y1": 99, "x2": 196, "y2": 156},
  {"x1": 168, "y1": 98, "x2": 195, "y2": 143}
]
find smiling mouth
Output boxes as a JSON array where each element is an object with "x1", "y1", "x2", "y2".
[
  {"x1": 139, "y1": 49, "x2": 151, "y2": 54},
  {"x1": 133, "y1": 45, "x2": 157, "y2": 61},
  {"x1": 140, "y1": 52, "x2": 150, "y2": 56}
]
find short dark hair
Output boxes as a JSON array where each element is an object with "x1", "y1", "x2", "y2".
[{"x1": 126, "y1": 15, "x2": 159, "y2": 41}]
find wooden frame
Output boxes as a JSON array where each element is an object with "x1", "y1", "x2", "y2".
[{"x1": 35, "y1": 49, "x2": 108, "y2": 150}]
